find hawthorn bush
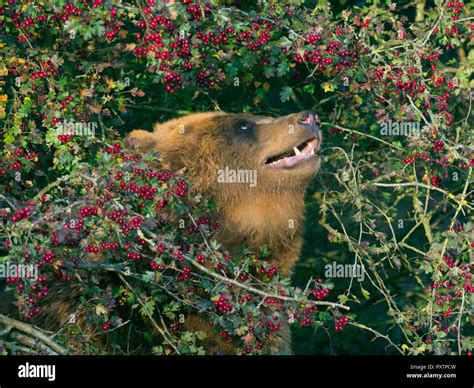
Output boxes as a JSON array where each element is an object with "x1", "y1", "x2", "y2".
[
  {"x1": 0, "y1": 0, "x2": 472, "y2": 355},
  {"x1": 1, "y1": 145, "x2": 347, "y2": 355}
]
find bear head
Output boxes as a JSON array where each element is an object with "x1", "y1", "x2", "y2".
[
  {"x1": 127, "y1": 111, "x2": 322, "y2": 275},
  {"x1": 127, "y1": 111, "x2": 321, "y2": 199}
]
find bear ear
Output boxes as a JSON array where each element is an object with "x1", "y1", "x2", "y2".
[{"x1": 125, "y1": 129, "x2": 158, "y2": 152}]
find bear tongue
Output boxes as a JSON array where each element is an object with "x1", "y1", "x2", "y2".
[
  {"x1": 302, "y1": 138, "x2": 319, "y2": 153},
  {"x1": 266, "y1": 138, "x2": 318, "y2": 168},
  {"x1": 268, "y1": 152, "x2": 313, "y2": 168}
]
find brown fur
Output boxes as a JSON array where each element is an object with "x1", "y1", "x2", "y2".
[
  {"x1": 127, "y1": 111, "x2": 322, "y2": 354},
  {"x1": 128, "y1": 112, "x2": 321, "y2": 277},
  {"x1": 1, "y1": 111, "x2": 321, "y2": 355}
]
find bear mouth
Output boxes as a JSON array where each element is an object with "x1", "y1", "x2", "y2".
[{"x1": 264, "y1": 137, "x2": 320, "y2": 169}]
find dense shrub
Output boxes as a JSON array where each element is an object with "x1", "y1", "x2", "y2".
[
  {"x1": 1, "y1": 144, "x2": 348, "y2": 355},
  {"x1": 0, "y1": 0, "x2": 472, "y2": 355}
]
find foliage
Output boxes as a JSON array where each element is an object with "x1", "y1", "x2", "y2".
[
  {"x1": 0, "y1": 0, "x2": 472, "y2": 355},
  {"x1": 1, "y1": 145, "x2": 344, "y2": 355}
]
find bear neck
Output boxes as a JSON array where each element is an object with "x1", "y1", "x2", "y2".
[{"x1": 215, "y1": 191, "x2": 307, "y2": 276}]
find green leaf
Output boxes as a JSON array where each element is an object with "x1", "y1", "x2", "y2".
[{"x1": 279, "y1": 86, "x2": 294, "y2": 102}]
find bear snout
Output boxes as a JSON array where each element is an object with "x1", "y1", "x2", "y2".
[{"x1": 297, "y1": 110, "x2": 321, "y2": 139}]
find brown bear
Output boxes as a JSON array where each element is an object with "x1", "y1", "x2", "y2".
[
  {"x1": 128, "y1": 111, "x2": 322, "y2": 277},
  {"x1": 1, "y1": 110, "x2": 322, "y2": 355},
  {"x1": 127, "y1": 111, "x2": 322, "y2": 354}
]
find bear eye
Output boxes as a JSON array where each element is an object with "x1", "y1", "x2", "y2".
[
  {"x1": 229, "y1": 119, "x2": 257, "y2": 143},
  {"x1": 237, "y1": 121, "x2": 253, "y2": 131}
]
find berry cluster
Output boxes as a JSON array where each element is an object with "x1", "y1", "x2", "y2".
[
  {"x1": 10, "y1": 205, "x2": 32, "y2": 222},
  {"x1": 334, "y1": 316, "x2": 350, "y2": 331},
  {"x1": 258, "y1": 264, "x2": 278, "y2": 279},
  {"x1": 213, "y1": 295, "x2": 233, "y2": 314},
  {"x1": 58, "y1": 134, "x2": 71, "y2": 144},
  {"x1": 79, "y1": 206, "x2": 98, "y2": 217},
  {"x1": 311, "y1": 287, "x2": 330, "y2": 300},
  {"x1": 177, "y1": 266, "x2": 191, "y2": 282}
]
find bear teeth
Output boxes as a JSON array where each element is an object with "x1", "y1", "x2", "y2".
[{"x1": 265, "y1": 137, "x2": 319, "y2": 166}]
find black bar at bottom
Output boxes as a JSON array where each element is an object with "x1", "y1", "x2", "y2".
[{"x1": 0, "y1": 356, "x2": 471, "y2": 387}]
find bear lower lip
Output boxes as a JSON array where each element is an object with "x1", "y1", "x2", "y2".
[{"x1": 264, "y1": 137, "x2": 319, "y2": 168}]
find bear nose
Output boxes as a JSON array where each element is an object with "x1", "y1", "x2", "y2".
[{"x1": 297, "y1": 110, "x2": 321, "y2": 136}]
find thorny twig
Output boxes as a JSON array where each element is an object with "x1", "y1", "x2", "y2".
[{"x1": 0, "y1": 314, "x2": 67, "y2": 355}]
